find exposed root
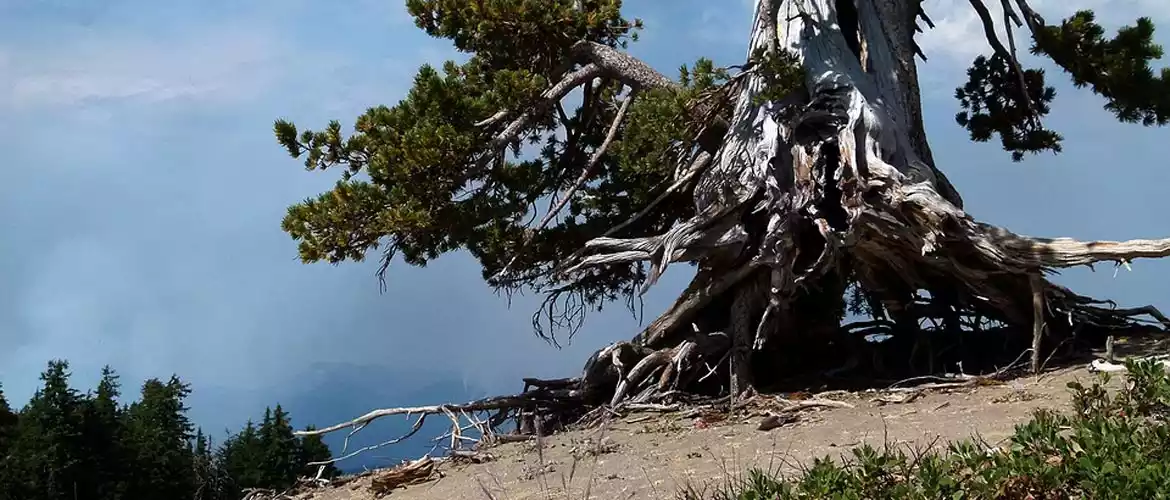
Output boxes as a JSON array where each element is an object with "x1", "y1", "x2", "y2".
[{"x1": 302, "y1": 0, "x2": 1170, "y2": 470}]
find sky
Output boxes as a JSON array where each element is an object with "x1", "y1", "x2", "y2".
[{"x1": 1, "y1": 0, "x2": 1168, "y2": 465}]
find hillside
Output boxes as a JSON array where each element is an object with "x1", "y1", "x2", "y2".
[{"x1": 280, "y1": 361, "x2": 1133, "y2": 500}]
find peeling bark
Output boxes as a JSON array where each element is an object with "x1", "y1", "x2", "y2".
[{"x1": 563, "y1": 0, "x2": 1170, "y2": 394}]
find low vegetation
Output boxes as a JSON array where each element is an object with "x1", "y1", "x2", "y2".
[{"x1": 687, "y1": 359, "x2": 1170, "y2": 499}]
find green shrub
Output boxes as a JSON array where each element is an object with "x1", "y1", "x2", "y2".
[{"x1": 685, "y1": 359, "x2": 1170, "y2": 500}]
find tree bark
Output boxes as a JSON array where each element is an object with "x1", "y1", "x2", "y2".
[
  {"x1": 309, "y1": 0, "x2": 1170, "y2": 462},
  {"x1": 563, "y1": 0, "x2": 1170, "y2": 400}
]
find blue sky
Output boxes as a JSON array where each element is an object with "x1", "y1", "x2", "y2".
[{"x1": 1, "y1": 0, "x2": 1168, "y2": 462}]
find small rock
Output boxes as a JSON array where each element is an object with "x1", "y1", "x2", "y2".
[{"x1": 757, "y1": 413, "x2": 796, "y2": 431}]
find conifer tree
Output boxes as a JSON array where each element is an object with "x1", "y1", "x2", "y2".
[
  {"x1": 0, "y1": 384, "x2": 19, "y2": 500},
  {"x1": 77, "y1": 366, "x2": 125, "y2": 500},
  {"x1": 273, "y1": 0, "x2": 1170, "y2": 426},
  {"x1": 259, "y1": 404, "x2": 299, "y2": 489},
  {"x1": 121, "y1": 376, "x2": 195, "y2": 500},
  {"x1": 219, "y1": 420, "x2": 263, "y2": 495},
  {"x1": 5, "y1": 360, "x2": 87, "y2": 500},
  {"x1": 296, "y1": 426, "x2": 338, "y2": 480},
  {"x1": 191, "y1": 428, "x2": 229, "y2": 500}
]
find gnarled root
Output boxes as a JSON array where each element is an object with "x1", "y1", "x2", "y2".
[{"x1": 302, "y1": 0, "x2": 1170, "y2": 468}]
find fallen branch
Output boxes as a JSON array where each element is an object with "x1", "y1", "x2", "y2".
[
  {"x1": 773, "y1": 398, "x2": 856, "y2": 412},
  {"x1": 1089, "y1": 354, "x2": 1170, "y2": 374},
  {"x1": 307, "y1": 413, "x2": 428, "y2": 466},
  {"x1": 295, "y1": 392, "x2": 579, "y2": 437}
]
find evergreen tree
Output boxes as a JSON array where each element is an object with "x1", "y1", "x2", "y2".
[
  {"x1": 259, "y1": 405, "x2": 299, "y2": 489},
  {"x1": 296, "y1": 426, "x2": 338, "y2": 480},
  {"x1": 0, "y1": 384, "x2": 20, "y2": 500},
  {"x1": 218, "y1": 420, "x2": 263, "y2": 495},
  {"x1": 0, "y1": 362, "x2": 338, "y2": 500},
  {"x1": 121, "y1": 376, "x2": 195, "y2": 500},
  {"x1": 77, "y1": 366, "x2": 126, "y2": 500},
  {"x1": 0, "y1": 383, "x2": 16, "y2": 454},
  {"x1": 5, "y1": 360, "x2": 87, "y2": 500},
  {"x1": 191, "y1": 428, "x2": 228, "y2": 500},
  {"x1": 272, "y1": 0, "x2": 1170, "y2": 410}
]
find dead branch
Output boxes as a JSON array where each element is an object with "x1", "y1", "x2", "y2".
[
  {"x1": 296, "y1": 391, "x2": 581, "y2": 437},
  {"x1": 601, "y1": 151, "x2": 712, "y2": 238},
  {"x1": 983, "y1": 225, "x2": 1170, "y2": 270},
  {"x1": 491, "y1": 63, "x2": 604, "y2": 148},
  {"x1": 1090, "y1": 354, "x2": 1170, "y2": 374},
  {"x1": 494, "y1": 88, "x2": 640, "y2": 279},
  {"x1": 307, "y1": 413, "x2": 428, "y2": 467},
  {"x1": 537, "y1": 87, "x2": 637, "y2": 234},
  {"x1": 638, "y1": 263, "x2": 759, "y2": 347},
  {"x1": 773, "y1": 398, "x2": 856, "y2": 412},
  {"x1": 611, "y1": 346, "x2": 674, "y2": 406}
]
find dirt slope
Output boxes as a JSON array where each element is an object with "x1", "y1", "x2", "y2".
[{"x1": 290, "y1": 363, "x2": 1126, "y2": 500}]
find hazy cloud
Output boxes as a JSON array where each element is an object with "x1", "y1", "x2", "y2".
[
  {"x1": 0, "y1": 28, "x2": 279, "y2": 109},
  {"x1": 1, "y1": 0, "x2": 1167, "y2": 445}
]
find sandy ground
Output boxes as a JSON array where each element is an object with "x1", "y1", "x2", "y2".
[{"x1": 291, "y1": 361, "x2": 1131, "y2": 500}]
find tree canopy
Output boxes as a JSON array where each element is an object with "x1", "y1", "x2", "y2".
[
  {"x1": 274, "y1": 1, "x2": 1169, "y2": 341},
  {"x1": 274, "y1": 0, "x2": 1170, "y2": 457},
  {"x1": 0, "y1": 360, "x2": 338, "y2": 500}
]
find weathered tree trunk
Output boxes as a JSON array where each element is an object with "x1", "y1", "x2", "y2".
[
  {"x1": 303, "y1": 0, "x2": 1170, "y2": 454},
  {"x1": 564, "y1": 0, "x2": 1170, "y2": 405}
]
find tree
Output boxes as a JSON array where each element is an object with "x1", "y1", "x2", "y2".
[
  {"x1": 295, "y1": 426, "x2": 338, "y2": 480},
  {"x1": 0, "y1": 384, "x2": 16, "y2": 454},
  {"x1": 274, "y1": 0, "x2": 1170, "y2": 447},
  {"x1": 77, "y1": 366, "x2": 126, "y2": 500},
  {"x1": 257, "y1": 405, "x2": 299, "y2": 489},
  {"x1": 5, "y1": 360, "x2": 87, "y2": 500},
  {"x1": 219, "y1": 420, "x2": 263, "y2": 495},
  {"x1": 121, "y1": 376, "x2": 195, "y2": 500},
  {"x1": 0, "y1": 384, "x2": 19, "y2": 500},
  {"x1": 191, "y1": 428, "x2": 230, "y2": 500}
]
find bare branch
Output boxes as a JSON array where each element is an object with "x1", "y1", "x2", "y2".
[
  {"x1": 637, "y1": 262, "x2": 760, "y2": 347},
  {"x1": 603, "y1": 151, "x2": 712, "y2": 238},
  {"x1": 967, "y1": 0, "x2": 1036, "y2": 117},
  {"x1": 986, "y1": 227, "x2": 1170, "y2": 270},
  {"x1": 539, "y1": 87, "x2": 638, "y2": 232},
  {"x1": 307, "y1": 414, "x2": 428, "y2": 466},
  {"x1": 491, "y1": 63, "x2": 605, "y2": 147},
  {"x1": 295, "y1": 392, "x2": 579, "y2": 437},
  {"x1": 493, "y1": 88, "x2": 639, "y2": 280},
  {"x1": 1012, "y1": 0, "x2": 1046, "y2": 32}
]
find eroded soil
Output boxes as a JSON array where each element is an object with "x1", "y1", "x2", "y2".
[{"x1": 291, "y1": 361, "x2": 1132, "y2": 500}]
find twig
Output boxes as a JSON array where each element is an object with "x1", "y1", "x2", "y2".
[
  {"x1": 495, "y1": 88, "x2": 639, "y2": 278},
  {"x1": 967, "y1": 0, "x2": 1037, "y2": 119},
  {"x1": 307, "y1": 414, "x2": 427, "y2": 467}
]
